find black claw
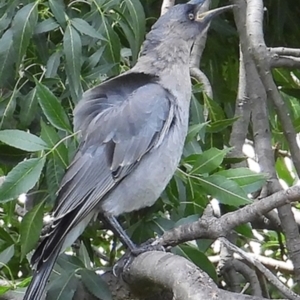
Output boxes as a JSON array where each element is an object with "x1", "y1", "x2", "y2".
[{"x1": 112, "y1": 239, "x2": 165, "y2": 277}]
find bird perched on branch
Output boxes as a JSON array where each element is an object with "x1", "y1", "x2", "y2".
[{"x1": 24, "y1": 1, "x2": 232, "y2": 299}]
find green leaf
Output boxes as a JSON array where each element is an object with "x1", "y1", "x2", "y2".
[
  {"x1": 216, "y1": 168, "x2": 266, "y2": 194},
  {"x1": 0, "y1": 130, "x2": 49, "y2": 152},
  {"x1": 276, "y1": 157, "x2": 294, "y2": 186},
  {"x1": 0, "y1": 227, "x2": 14, "y2": 244},
  {"x1": 117, "y1": 0, "x2": 145, "y2": 62},
  {"x1": 41, "y1": 121, "x2": 69, "y2": 168},
  {"x1": 190, "y1": 93, "x2": 205, "y2": 125},
  {"x1": 0, "y1": 29, "x2": 15, "y2": 87},
  {"x1": 11, "y1": 2, "x2": 38, "y2": 70},
  {"x1": 185, "y1": 123, "x2": 208, "y2": 144},
  {"x1": 19, "y1": 88, "x2": 38, "y2": 127},
  {"x1": 97, "y1": 15, "x2": 120, "y2": 74},
  {"x1": 71, "y1": 18, "x2": 105, "y2": 40},
  {"x1": 47, "y1": 271, "x2": 78, "y2": 300},
  {"x1": 191, "y1": 148, "x2": 230, "y2": 175},
  {"x1": 195, "y1": 175, "x2": 251, "y2": 206},
  {"x1": 46, "y1": 158, "x2": 65, "y2": 202},
  {"x1": 204, "y1": 93, "x2": 225, "y2": 121},
  {"x1": 57, "y1": 254, "x2": 85, "y2": 272},
  {"x1": 35, "y1": 18, "x2": 59, "y2": 34},
  {"x1": 45, "y1": 51, "x2": 62, "y2": 78},
  {"x1": 0, "y1": 157, "x2": 46, "y2": 203},
  {"x1": 49, "y1": 0, "x2": 67, "y2": 26},
  {"x1": 235, "y1": 223, "x2": 253, "y2": 238},
  {"x1": 36, "y1": 81, "x2": 71, "y2": 132},
  {"x1": 174, "y1": 245, "x2": 217, "y2": 282},
  {"x1": 207, "y1": 117, "x2": 239, "y2": 133},
  {"x1": 0, "y1": 245, "x2": 14, "y2": 267},
  {"x1": 80, "y1": 269, "x2": 112, "y2": 300},
  {"x1": 63, "y1": 24, "x2": 82, "y2": 101},
  {"x1": 20, "y1": 201, "x2": 44, "y2": 259}
]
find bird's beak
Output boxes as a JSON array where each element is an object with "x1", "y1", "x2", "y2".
[{"x1": 195, "y1": 5, "x2": 234, "y2": 23}]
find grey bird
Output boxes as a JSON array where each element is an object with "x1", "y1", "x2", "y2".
[{"x1": 24, "y1": 1, "x2": 232, "y2": 299}]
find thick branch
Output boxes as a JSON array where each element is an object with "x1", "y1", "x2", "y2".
[
  {"x1": 246, "y1": 0, "x2": 300, "y2": 283},
  {"x1": 160, "y1": 0, "x2": 175, "y2": 15},
  {"x1": 158, "y1": 185, "x2": 300, "y2": 246},
  {"x1": 124, "y1": 251, "x2": 275, "y2": 300}
]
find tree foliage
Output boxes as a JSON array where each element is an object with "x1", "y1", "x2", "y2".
[{"x1": 0, "y1": 0, "x2": 300, "y2": 299}]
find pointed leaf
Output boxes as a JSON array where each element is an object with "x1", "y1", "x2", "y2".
[
  {"x1": 63, "y1": 24, "x2": 82, "y2": 101},
  {"x1": 0, "y1": 130, "x2": 49, "y2": 152},
  {"x1": 216, "y1": 168, "x2": 267, "y2": 193},
  {"x1": 45, "y1": 51, "x2": 62, "y2": 78},
  {"x1": 20, "y1": 201, "x2": 44, "y2": 259},
  {"x1": 195, "y1": 175, "x2": 250, "y2": 206},
  {"x1": 185, "y1": 123, "x2": 208, "y2": 144},
  {"x1": 35, "y1": 18, "x2": 59, "y2": 34},
  {"x1": 71, "y1": 18, "x2": 105, "y2": 40},
  {"x1": 49, "y1": 0, "x2": 67, "y2": 26},
  {"x1": 0, "y1": 157, "x2": 46, "y2": 203},
  {"x1": 0, "y1": 245, "x2": 14, "y2": 267},
  {"x1": 0, "y1": 29, "x2": 15, "y2": 87},
  {"x1": 19, "y1": 88, "x2": 38, "y2": 127},
  {"x1": 80, "y1": 269, "x2": 112, "y2": 300},
  {"x1": 11, "y1": 2, "x2": 38, "y2": 70},
  {"x1": 191, "y1": 148, "x2": 230, "y2": 175},
  {"x1": 36, "y1": 81, "x2": 71, "y2": 132},
  {"x1": 47, "y1": 271, "x2": 78, "y2": 300},
  {"x1": 46, "y1": 158, "x2": 65, "y2": 202},
  {"x1": 207, "y1": 117, "x2": 239, "y2": 133},
  {"x1": 41, "y1": 121, "x2": 69, "y2": 168}
]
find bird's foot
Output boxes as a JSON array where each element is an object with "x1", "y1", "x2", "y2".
[
  {"x1": 113, "y1": 238, "x2": 165, "y2": 276},
  {"x1": 131, "y1": 238, "x2": 165, "y2": 256}
]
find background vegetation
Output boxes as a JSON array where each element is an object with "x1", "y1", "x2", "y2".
[{"x1": 0, "y1": 0, "x2": 300, "y2": 299}]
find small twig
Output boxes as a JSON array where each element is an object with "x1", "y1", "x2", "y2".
[
  {"x1": 270, "y1": 55, "x2": 300, "y2": 69},
  {"x1": 269, "y1": 47, "x2": 300, "y2": 57},
  {"x1": 219, "y1": 237, "x2": 300, "y2": 300}
]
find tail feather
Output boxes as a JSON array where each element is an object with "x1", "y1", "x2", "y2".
[{"x1": 23, "y1": 245, "x2": 61, "y2": 300}]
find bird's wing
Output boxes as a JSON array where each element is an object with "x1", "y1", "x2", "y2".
[{"x1": 32, "y1": 72, "x2": 175, "y2": 267}]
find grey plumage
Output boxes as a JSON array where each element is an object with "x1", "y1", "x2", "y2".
[{"x1": 24, "y1": 1, "x2": 232, "y2": 299}]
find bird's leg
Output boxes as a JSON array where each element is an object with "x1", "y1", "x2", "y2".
[{"x1": 102, "y1": 214, "x2": 136, "y2": 251}]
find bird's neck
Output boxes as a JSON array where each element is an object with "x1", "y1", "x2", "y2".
[
  {"x1": 132, "y1": 36, "x2": 192, "y2": 77},
  {"x1": 131, "y1": 37, "x2": 193, "y2": 105}
]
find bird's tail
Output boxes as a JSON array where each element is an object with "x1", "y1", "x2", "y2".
[{"x1": 23, "y1": 245, "x2": 61, "y2": 300}]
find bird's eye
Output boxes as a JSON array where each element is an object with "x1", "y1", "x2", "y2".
[{"x1": 188, "y1": 13, "x2": 195, "y2": 21}]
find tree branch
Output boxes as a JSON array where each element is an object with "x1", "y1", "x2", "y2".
[{"x1": 157, "y1": 185, "x2": 300, "y2": 246}]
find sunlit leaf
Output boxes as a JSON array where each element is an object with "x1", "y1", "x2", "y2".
[
  {"x1": 63, "y1": 24, "x2": 83, "y2": 101},
  {"x1": 216, "y1": 168, "x2": 267, "y2": 193},
  {"x1": 191, "y1": 148, "x2": 230, "y2": 175},
  {"x1": 11, "y1": 2, "x2": 38, "y2": 70},
  {"x1": 195, "y1": 175, "x2": 250, "y2": 206},
  {"x1": 0, "y1": 157, "x2": 46, "y2": 203},
  {"x1": 0, "y1": 129, "x2": 48, "y2": 152},
  {"x1": 36, "y1": 81, "x2": 71, "y2": 132},
  {"x1": 20, "y1": 201, "x2": 44, "y2": 259}
]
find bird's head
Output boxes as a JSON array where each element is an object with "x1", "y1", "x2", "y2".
[{"x1": 148, "y1": 0, "x2": 233, "y2": 44}]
